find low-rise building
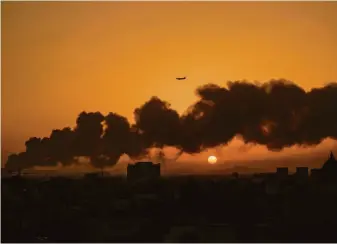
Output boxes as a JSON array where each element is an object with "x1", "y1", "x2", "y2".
[
  {"x1": 276, "y1": 167, "x2": 288, "y2": 180},
  {"x1": 127, "y1": 161, "x2": 160, "y2": 182},
  {"x1": 295, "y1": 167, "x2": 309, "y2": 181}
]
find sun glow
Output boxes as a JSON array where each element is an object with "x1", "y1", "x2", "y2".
[{"x1": 208, "y1": 155, "x2": 217, "y2": 164}]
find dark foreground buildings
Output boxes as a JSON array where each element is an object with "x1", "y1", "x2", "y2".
[
  {"x1": 1, "y1": 153, "x2": 337, "y2": 242},
  {"x1": 127, "y1": 161, "x2": 161, "y2": 182}
]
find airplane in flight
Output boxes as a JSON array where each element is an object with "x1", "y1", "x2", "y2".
[{"x1": 176, "y1": 77, "x2": 186, "y2": 80}]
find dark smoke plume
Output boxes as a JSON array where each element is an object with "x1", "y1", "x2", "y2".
[
  {"x1": 5, "y1": 80, "x2": 337, "y2": 171},
  {"x1": 134, "y1": 96, "x2": 182, "y2": 148}
]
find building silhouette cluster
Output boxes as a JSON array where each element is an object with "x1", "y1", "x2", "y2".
[
  {"x1": 125, "y1": 151, "x2": 337, "y2": 184},
  {"x1": 1, "y1": 151, "x2": 337, "y2": 242}
]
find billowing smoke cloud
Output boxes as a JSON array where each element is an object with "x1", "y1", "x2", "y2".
[
  {"x1": 90, "y1": 112, "x2": 132, "y2": 169},
  {"x1": 5, "y1": 80, "x2": 337, "y2": 171},
  {"x1": 181, "y1": 80, "x2": 337, "y2": 152},
  {"x1": 134, "y1": 96, "x2": 182, "y2": 148},
  {"x1": 73, "y1": 112, "x2": 105, "y2": 157}
]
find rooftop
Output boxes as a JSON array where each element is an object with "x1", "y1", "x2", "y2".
[{"x1": 322, "y1": 151, "x2": 337, "y2": 170}]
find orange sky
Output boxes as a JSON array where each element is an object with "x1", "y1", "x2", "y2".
[{"x1": 2, "y1": 2, "x2": 337, "y2": 166}]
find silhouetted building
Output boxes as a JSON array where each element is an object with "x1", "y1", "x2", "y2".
[
  {"x1": 276, "y1": 167, "x2": 288, "y2": 180},
  {"x1": 295, "y1": 167, "x2": 309, "y2": 181},
  {"x1": 320, "y1": 151, "x2": 337, "y2": 181},
  {"x1": 310, "y1": 151, "x2": 337, "y2": 182},
  {"x1": 322, "y1": 151, "x2": 337, "y2": 172},
  {"x1": 310, "y1": 168, "x2": 319, "y2": 176},
  {"x1": 127, "y1": 161, "x2": 160, "y2": 182}
]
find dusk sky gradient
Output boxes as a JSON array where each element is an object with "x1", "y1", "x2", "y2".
[{"x1": 2, "y1": 2, "x2": 337, "y2": 166}]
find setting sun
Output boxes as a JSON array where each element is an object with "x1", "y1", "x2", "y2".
[{"x1": 208, "y1": 155, "x2": 217, "y2": 164}]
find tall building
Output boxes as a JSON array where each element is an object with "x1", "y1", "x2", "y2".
[
  {"x1": 322, "y1": 151, "x2": 337, "y2": 172},
  {"x1": 320, "y1": 151, "x2": 337, "y2": 181},
  {"x1": 310, "y1": 151, "x2": 337, "y2": 182},
  {"x1": 127, "y1": 161, "x2": 161, "y2": 182}
]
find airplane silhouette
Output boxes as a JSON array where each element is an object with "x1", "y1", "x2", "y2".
[{"x1": 176, "y1": 77, "x2": 186, "y2": 80}]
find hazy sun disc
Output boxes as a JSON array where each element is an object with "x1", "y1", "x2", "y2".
[{"x1": 208, "y1": 155, "x2": 217, "y2": 164}]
